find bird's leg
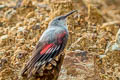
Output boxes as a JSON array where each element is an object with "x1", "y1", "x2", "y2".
[
  {"x1": 53, "y1": 59, "x2": 58, "y2": 63},
  {"x1": 45, "y1": 60, "x2": 59, "y2": 72},
  {"x1": 49, "y1": 62, "x2": 59, "y2": 72}
]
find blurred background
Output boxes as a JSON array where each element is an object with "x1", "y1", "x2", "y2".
[{"x1": 0, "y1": 0, "x2": 120, "y2": 80}]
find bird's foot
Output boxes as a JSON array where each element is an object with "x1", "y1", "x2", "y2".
[{"x1": 49, "y1": 62, "x2": 59, "y2": 72}]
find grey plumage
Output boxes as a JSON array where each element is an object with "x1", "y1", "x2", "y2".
[{"x1": 21, "y1": 10, "x2": 77, "y2": 78}]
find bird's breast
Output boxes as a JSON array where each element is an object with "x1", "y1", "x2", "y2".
[{"x1": 57, "y1": 31, "x2": 68, "y2": 44}]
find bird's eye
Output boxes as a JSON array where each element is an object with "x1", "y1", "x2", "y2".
[{"x1": 58, "y1": 18, "x2": 61, "y2": 20}]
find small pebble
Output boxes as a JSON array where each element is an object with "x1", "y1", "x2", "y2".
[
  {"x1": 99, "y1": 55, "x2": 106, "y2": 58},
  {"x1": 1, "y1": 58, "x2": 8, "y2": 63},
  {"x1": 0, "y1": 35, "x2": 8, "y2": 40},
  {"x1": 17, "y1": 53, "x2": 23, "y2": 59}
]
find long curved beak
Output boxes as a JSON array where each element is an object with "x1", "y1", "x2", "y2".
[{"x1": 63, "y1": 10, "x2": 77, "y2": 18}]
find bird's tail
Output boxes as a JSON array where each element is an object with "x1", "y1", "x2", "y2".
[
  {"x1": 21, "y1": 62, "x2": 35, "y2": 78},
  {"x1": 21, "y1": 63, "x2": 29, "y2": 76},
  {"x1": 20, "y1": 50, "x2": 43, "y2": 77}
]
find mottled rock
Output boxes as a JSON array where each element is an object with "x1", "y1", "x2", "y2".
[
  {"x1": 0, "y1": 5, "x2": 6, "y2": 9},
  {"x1": 0, "y1": 35, "x2": 8, "y2": 40},
  {"x1": 5, "y1": 9, "x2": 16, "y2": 20},
  {"x1": 17, "y1": 27, "x2": 26, "y2": 33}
]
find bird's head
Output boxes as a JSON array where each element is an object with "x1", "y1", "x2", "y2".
[{"x1": 49, "y1": 10, "x2": 77, "y2": 27}]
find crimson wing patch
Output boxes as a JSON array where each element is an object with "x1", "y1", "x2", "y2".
[
  {"x1": 34, "y1": 43, "x2": 61, "y2": 71},
  {"x1": 40, "y1": 43, "x2": 54, "y2": 54}
]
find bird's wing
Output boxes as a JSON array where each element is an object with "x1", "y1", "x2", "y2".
[{"x1": 21, "y1": 29, "x2": 68, "y2": 77}]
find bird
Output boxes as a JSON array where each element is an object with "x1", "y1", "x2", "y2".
[{"x1": 21, "y1": 10, "x2": 77, "y2": 78}]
